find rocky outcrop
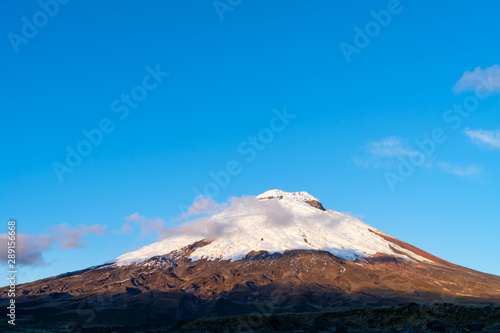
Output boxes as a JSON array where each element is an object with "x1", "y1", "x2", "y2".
[{"x1": 305, "y1": 199, "x2": 326, "y2": 211}]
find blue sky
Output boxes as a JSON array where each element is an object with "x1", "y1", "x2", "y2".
[{"x1": 1, "y1": 0, "x2": 500, "y2": 284}]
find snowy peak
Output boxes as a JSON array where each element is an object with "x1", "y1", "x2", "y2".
[
  {"x1": 257, "y1": 189, "x2": 326, "y2": 211},
  {"x1": 257, "y1": 189, "x2": 320, "y2": 202},
  {"x1": 113, "y1": 189, "x2": 442, "y2": 267}
]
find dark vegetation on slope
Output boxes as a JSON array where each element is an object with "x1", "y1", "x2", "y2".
[{"x1": 1, "y1": 303, "x2": 500, "y2": 332}]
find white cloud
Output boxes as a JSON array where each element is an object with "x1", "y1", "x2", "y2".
[
  {"x1": 452, "y1": 65, "x2": 500, "y2": 95},
  {"x1": 438, "y1": 162, "x2": 482, "y2": 177},
  {"x1": 465, "y1": 128, "x2": 500, "y2": 149}
]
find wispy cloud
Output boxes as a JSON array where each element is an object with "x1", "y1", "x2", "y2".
[
  {"x1": 114, "y1": 223, "x2": 133, "y2": 234},
  {"x1": 366, "y1": 137, "x2": 417, "y2": 157},
  {"x1": 438, "y1": 162, "x2": 482, "y2": 176},
  {"x1": 453, "y1": 65, "x2": 500, "y2": 95},
  {"x1": 125, "y1": 213, "x2": 168, "y2": 239},
  {"x1": 465, "y1": 128, "x2": 500, "y2": 149},
  {"x1": 47, "y1": 223, "x2": 107, "y2": 249},
  {"x1": 341, "y1": 211, "x2": 366, "y2": 219},
  {"x1": 0, "y1": 223, "x2": 108, "y2": 266},
  {"x1": 355, "y1": 136, "x2": 481, "y2": 177},
  {"x1": 353, "y1": 136, "x2": 419, "y2": 169}
]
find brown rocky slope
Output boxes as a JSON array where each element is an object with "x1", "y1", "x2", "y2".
[{"x1": 1, "y1": 239, "x2": 500, "y2": 329}]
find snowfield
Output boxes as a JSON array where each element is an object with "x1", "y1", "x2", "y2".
[{"x1": 113, "y1": 190, "x2": 433, "y2": 265}]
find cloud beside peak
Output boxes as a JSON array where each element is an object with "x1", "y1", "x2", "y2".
[
  {"x1": 171, "y1": 196, "x2": 295, "y2": 240},
  {"x1": 124, "y1": 213, "x2": 168, "y2": 239},
  {"x1": 185, "y1": 196, "x2": 221, "y2": 217},
  {"x1": 341, "y1": 211, "x2": 366, "y2": 219},
  {"x1": 127, "y1": 196, "x2": 295, "y2": 242}
]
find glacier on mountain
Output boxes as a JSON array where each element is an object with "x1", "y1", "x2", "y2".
[{"x1": 113, "y1": 190, "x2": 433, "y2": 265}]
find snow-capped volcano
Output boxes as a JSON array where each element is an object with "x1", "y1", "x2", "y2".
[
  {"x1": 114, "y1": 190, "x2": 432, "y2": 265},
  {"x1": 4, "y1": 189, "x2": 500, "y2": 330}
]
